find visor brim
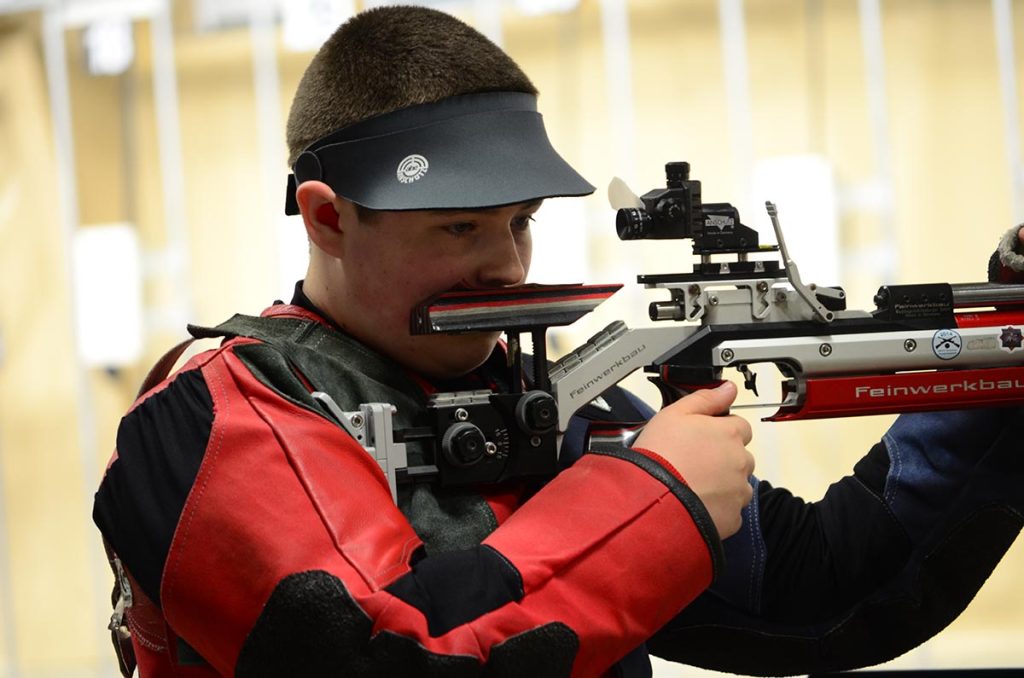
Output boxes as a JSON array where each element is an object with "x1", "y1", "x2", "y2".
[{"x1": 285, "y1": 92, "x2": 595, "y2": 214}]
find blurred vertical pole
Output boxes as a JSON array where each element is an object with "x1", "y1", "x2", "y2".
[
  {"x1": 858, "y1": 9, "x2": 924, "y2": 663},
  {"x1": 41, "y1": 2, "x2": 105, "y2": 666},
  {"x1": 151, "y1": 0, "x2": 194, "y2": 326},
  {"x1": 0, "y1": 339, "x2": 17, "y2": 678},
  {"x1": 718, "y1": 0, "x2": 754, "y2": 213},
  {"x1": 0, "y1": 9, "x2": 22, "y2": 645},
  {"x1": 598, "y1": 0, "x2": 636, "y2": 183},
  {"x1": 717, "y1": 0, "x2": 783, "y2": 484},
  {"x1": 249, "y1": 0, "x2": 287, "y2": 298},
  {"x1": 993, "y1": 0, "x2": 1023, "y2": 224},
  {"x1": 857, "y1": 0, "x2": 898, "y2": 280}
]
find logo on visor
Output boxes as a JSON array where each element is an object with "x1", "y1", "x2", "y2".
[{"x1": 397, "y1": 155, "x2": 429, "y2": 184}]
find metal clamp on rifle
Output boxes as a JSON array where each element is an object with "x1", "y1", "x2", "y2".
[{"x1": 316, "y1": 284, "x2": 619, "y2": 502}]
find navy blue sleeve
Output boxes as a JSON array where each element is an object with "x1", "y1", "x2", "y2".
[{"x1": 648, "y1": 407, "x2": 1024, "y2": 675}]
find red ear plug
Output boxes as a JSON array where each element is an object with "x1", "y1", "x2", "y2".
[{"x1": 316, "y1": 203, "x2": 339, "y2": 226}]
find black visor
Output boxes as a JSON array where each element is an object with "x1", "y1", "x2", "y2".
[{"x1": 284, "y1": 91, "x2": 595, "y2": 214}]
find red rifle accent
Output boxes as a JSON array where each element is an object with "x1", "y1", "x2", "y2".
[
  {"x1": 767, "y1": 366, "x2": 1024, "y2": 421},
  {"x1": 955, "y1": 309, "x2": 1024, "y2": 328}
]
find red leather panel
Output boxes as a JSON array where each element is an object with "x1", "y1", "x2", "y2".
[{"x1": 158, "y1": 341, "x2": 714, "y2": 675}]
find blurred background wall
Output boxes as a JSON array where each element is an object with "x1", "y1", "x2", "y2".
[{"x1": 0, "y1": 0, "x2": 1022, "y2": 675}]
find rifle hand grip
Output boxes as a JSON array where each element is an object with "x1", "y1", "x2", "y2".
[{"x1": 649, "y1": 375, "x2": 728, "y2": 409}]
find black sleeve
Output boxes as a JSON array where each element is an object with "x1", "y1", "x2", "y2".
[
  {"x1": 755, "y1": 442, "x2": 907, "y2": 622},
  {"x1": 93, "y1": 368, "x2": 214, "y2": 607}
]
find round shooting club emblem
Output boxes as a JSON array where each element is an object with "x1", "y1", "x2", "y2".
[
  {"x1": 932, "y1": 329, "x2": 962, "y2": 360},
  {"x1": 397, "y1": 154, "x2": 429, "y2": 184},
  {"x1": 1000, "y1": 326, "x2": 1023, "y2": 352}
]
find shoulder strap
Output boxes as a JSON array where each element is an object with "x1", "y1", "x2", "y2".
[
  {"x1": 187, "y1": 313, "x2": 314, "y2": 342},
  {"x1": 187, "y1": 313, "x2": 429, "y2": 409},
  {"x1": 133, "y1": 313, "x2": 304, "y2": 400},
  {"x1": 136, "y1": 338, "x2": 196, "y2": 398},
  {"x1": 133, "y1": 314, "x2": 322, "y2": 401}
]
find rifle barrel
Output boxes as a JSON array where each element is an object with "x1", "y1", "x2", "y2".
[{"x1": 952, "y1": 283, "x2": 1024, "y2": 307}]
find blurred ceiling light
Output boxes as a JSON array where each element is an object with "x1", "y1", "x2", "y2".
[
  {"x1": 72, "y1": 224, "x2": 144, "y2": 368},
  {"x1": 83, "y1": 15, "x2": 134, "y2": 75},
  {"x1": 515, "y1": 0, "x2": 579, "y2": 16},
  {"x1": 281, "y1": 0, "x2": 355, "y2": 52}
]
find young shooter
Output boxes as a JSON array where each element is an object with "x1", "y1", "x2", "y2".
[{"x1": 94, "y1": 7, "x2": 1024, "y2": 677}]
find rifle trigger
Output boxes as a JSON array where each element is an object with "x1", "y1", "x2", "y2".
[{"x1": 738, "y1": 364, "x2": 759, "y2": 397}]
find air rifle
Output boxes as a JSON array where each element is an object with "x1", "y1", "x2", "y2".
[{"x1": 316, "y1": 161, "x2": 1024, "y2": 501}]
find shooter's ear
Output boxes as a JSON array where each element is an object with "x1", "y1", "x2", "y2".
[{"x1": 295, "y1": 180, "x2": 355, "y2": 258}]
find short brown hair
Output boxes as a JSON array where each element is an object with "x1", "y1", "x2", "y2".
[{"x1": 285, "y1": 6, "x2": 538, "y2": 166}]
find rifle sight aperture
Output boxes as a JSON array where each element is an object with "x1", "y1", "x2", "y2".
[
  {"x1": 616, "y1": 161, "x2": 702, "y2": 241},
  {"x1": 616, "y1": 161, "x2": 763, "y2": 257}
]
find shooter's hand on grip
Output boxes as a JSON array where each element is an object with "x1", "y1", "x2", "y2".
[
  {"x1": 650, "y1": 374, "x2": 729, "y2": 409},
  {"x1": 634, "y1": 381, "x2": 755, "y2": 540}
]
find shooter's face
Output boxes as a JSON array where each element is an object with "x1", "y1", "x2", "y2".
[{"x1": 330, "y1": 200, "x2": 539, "y2": 379}]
